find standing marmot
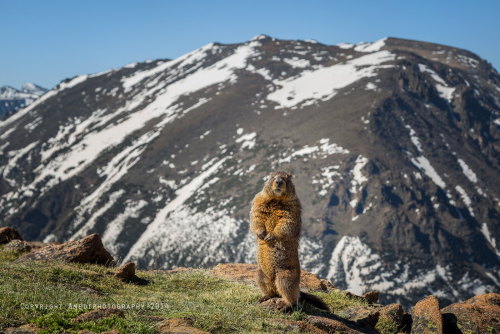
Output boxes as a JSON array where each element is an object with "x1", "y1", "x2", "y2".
[{"x1": 250, "y1": 171, "x2": 328, "y2": 311}]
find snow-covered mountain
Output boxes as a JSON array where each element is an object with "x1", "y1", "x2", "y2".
[
  {"x1": 0, "y1": 35, "x2": 499, "y2": 307},
  {"x1": 0, "y1": 83, "x2": 47, "y2": 119}
]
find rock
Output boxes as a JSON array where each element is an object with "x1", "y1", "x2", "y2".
[
  {"x1": 0, "y1": 227, "x2": 22, "y2": 244},
  {"x1": 156, "y1": 318, "x2": 210, "y2": 334},
  {"x1": 441, "y1": 293, "x2": 500, "y2": 334},
  {"x1": 211, "y1": 263, "x2": 334, "y2": 291},
  {"x1": 2, "y1": 240, "x2": 32, "y2": 253},
  {"x1": 379, "y1": 303, "x2": 404, "y2": 327},
  {"x1": 15, "y1": 234, "x2": 115, "y2": 266},
  {"x1": 1, "y1": 324, "x2": 42, "y2": 333},
  {"x1": 342, "y1": 305, "x2": 380, "y2": 328},
  {"x1": 362, "y1": 291, "x2": 379, "y2": 304},
  {"x1": 114, "y1": 262, "x2": 148, "y2": 285},
  {"x1": 273, "y1": 319, "x2": 328, "y2": 333},
  {"x1": 73, "y1": 308, "x2": 124, "y2": 322},
  {"x1": 260, "y1": 297, "x2": 291, "y2": 312},
  {"x1": 306, "y1": 315, "x2": 379, "y2": 334},
  {"x1": 114, "y1": 262, "x2": 136, "y2": 280},
  {"x1": 411, "y1": 295, "x2": 443, "y2": 334}
]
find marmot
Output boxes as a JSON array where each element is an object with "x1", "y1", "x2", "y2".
[{"x1": 250, "y1": 171, "x2": 329, "y2": 311}]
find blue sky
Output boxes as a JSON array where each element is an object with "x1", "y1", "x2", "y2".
[{"x1": 1, "y1": 0, "x2": 499, "y2": 89}]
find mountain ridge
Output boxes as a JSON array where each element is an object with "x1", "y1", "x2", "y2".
[
  {"x1": 0, "y1": 35, "x2": 498, "y2": 308},
  {"x1": 0, "y1": 83, "x2": 47, "y2": 119}
]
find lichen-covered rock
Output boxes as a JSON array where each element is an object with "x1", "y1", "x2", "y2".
[
  {"x1": 114, "y1": 262, "x2": 136, "y2": 280},
  {"x1": 441, "y1": 293, "x2": 500, "y2": 334},
  {"x1": 2, "y1": 240, "x2": 32, "y2": 253},
  {"x1": 342, "y1": 305, "x2": 380, "y2": 328},
  {"x1": 0, "y1": 227, "x2": 22, "y2": 244},
  {"x1": 15, "y1": 234, "x2": 114, "y2": 266},
  {"x1": 411, "y1": 295, "x2": 443, "y2": 334}
]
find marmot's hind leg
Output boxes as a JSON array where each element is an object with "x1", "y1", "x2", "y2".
[
  {"x1": 275, "y1": 269, "x2": 300, "y2": 307},
  {"x1": 257, "y1": 268, "x2": 278, "y2": 302}
]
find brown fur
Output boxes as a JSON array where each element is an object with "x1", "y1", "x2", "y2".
[{"x1": 250, "y1": 171, "x2": 328, "y2": 311}]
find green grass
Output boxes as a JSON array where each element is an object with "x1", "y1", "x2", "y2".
[{"x1": 0, "y1": 249, "x2": 387, "y2": 333}]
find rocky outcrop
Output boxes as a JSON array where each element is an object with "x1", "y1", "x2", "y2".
[
  {"x1": 441, "y1": 293, "x2": 500, "y2": 334},
  {"x1": 211, "y1": 263, "x2": 334, "y2": 291},
  {"x1": 156, "y1": 318, "x2": 210, "y2": 334},
  {"x1": 411, "y1": 296, "x2": 443, "y2": 334},
  {"x1": 14, "y1": 234, "x2": 114, "y2": 266},
  {"x1": 0, "y1": 227, "x2": 22, "y2": 244}
]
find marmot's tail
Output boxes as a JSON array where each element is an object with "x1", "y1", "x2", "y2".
[{"x1": 299, "y1": 292, "x2": 329, "y2": 311}]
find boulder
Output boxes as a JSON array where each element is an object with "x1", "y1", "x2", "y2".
[
  {"x1": 362, "y1": 291, "x2": 379, "y2": 304},
  {"x1": 2, "y1": 240, "x2": 32, "y2": 253},
  {"x1": 114, "y1": 262, "x2": 136, "y2": 281},
  {"x1": 0, "y1": 227, "x2": 22, "y2": 244},
  {"x1": 379, "y1": 303, "x2": 404, "y2": 327},
  {"x1": 211, "y1": 263, "x2": 334, "y2": 291},
  {"x1": 341, "y1": 305, "x2": 380, "y2": 328},
  {"x1": 156, "y1": 318, "x2": 210, "y2": 334},
  {"x1": 73, "y1": 308, "x2": 124, "y2": 322},
  {"x1": 441, "y1": 293, "x2": 500, "y2": 334},
  {"x1": 15, "y1": 234, "x2": 114, "y2": 266},
  {"x1": 411, "y1": 295, "x2": 443, "y2": 334}
]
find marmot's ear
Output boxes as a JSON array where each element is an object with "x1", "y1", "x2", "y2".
[{"x1": 287, "y1": 173, "x2": 293, "y2": 179}]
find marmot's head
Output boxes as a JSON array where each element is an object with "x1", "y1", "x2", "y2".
[{"x1": 264, "y1": 171, "x2": 295, "y2": 198}]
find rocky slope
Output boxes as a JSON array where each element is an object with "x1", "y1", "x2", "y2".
[
  {"x1": 0, "y1": 35, "x2": 498, "y2": 307},
  {"x1": 0, "y1": 83, "x2": 47, "y2": 119}
]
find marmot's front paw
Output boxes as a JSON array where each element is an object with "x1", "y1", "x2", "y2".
[
  {"x1": 264, "y1": 233, "x2": 276, "y2": 242},
  {"x1": 257, "y1": 230, "x2": 267, "y2": 240}
]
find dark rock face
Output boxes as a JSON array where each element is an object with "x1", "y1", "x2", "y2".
[
  {"x1": 15, "y1": 234, "x2": 114, "y2": 266},
  {"x1": 0, "y1": 36, "x2": 498, "y2": 307},
  {"x1": 441, "y1": 293, "x2": 500, "y2": 334},
  {"x1": 0, "y1": 227, "x2": 22, "y2": 244}
]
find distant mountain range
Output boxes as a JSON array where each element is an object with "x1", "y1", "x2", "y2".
[
  {"x1": 0, "y1": 35, "x2": 498, "y2": 307},
  {"x1": 0, "y1": 83, "x2": 47, "y2": 119}
]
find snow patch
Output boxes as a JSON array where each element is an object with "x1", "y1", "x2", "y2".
[
  {"x1": 123, "y1": 156, "x2": 228, "y2": 262},
  {"x1": 411, "y1": 156, "x2": 446, "y2": 189},
  {"x1": 267, "y1": 50, "x2": 395, "y2": 108},
  {"x1": 418, "y1": 64, "x2": 455, "y2": 102}
]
